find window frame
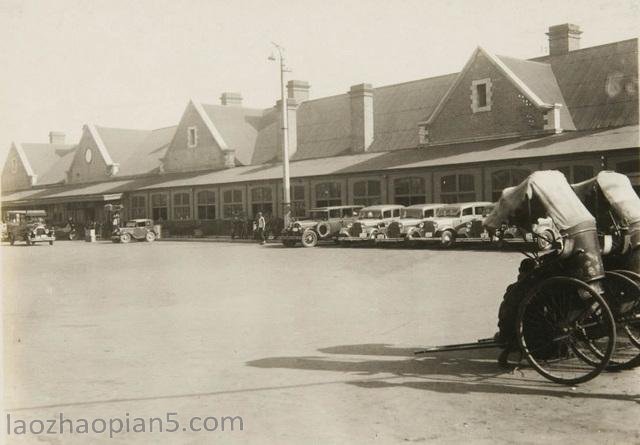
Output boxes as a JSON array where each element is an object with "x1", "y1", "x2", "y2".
[
  {"x1": 130, "y1": 195, "x2": 147, "y2": 219},
  {"x1": 196, "y1": 190, "x2": 216, "y2": 220},
  {"x1": 315, "y1": 182, "x2": 342, "y2": 208},
  {"x1": 353, "y1": 179, "x2": 382, "y2": 206},
  {"x1": 222, "y1": 188, "x2": 244, "y2": 219},
  {"x1": 151, "y1": 193, "x2": 169, "y2": 222},
  {"x1": 250, "y1": 186, "x2": 274, "y2": 217},
  {"x1": 439, "y1": 173, "x2": 476, "y2": 204},
  {"x1": 393, "y1": 176, "x2": 426, "y2": 206},
  {"x1": 172, "y1": 192, "x2": 191, "y2": 220},
  {"x1": 187, "y1": 126, "x2": 198, "y2": 148},
  {"x1": 471, "y1": 78, "x2": 493, "y2": 113}
]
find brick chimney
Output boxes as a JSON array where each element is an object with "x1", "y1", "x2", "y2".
[
  {"x1": 547, "y1": 23, "x2": 582, "y2": 56},
  {"x1": 349, "y1": 83, "x2": 374, "y2": 153},
  {"x1": 287, "y1": 80, "x2": 310, "y2": 103},
  {"x1": 276, "y1": 98, "x2": 299, "y2": 159},
  {"x1": 220, "y1": 92, "x2": 243, "y2": 106},
  {"x1": 49, "y1": 131, "x2": 65, "y2": 144}
]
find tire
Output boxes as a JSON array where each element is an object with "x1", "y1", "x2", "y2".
[
  {"x1": 516, "y1": 276, "x2": 616, "y2": 385},
  {"x1": 145, "y1": 231, "x2": 156, "y2": 242},
  {"x1": 599, "y1": 271, "x2": 640, "y2": 370},
  {"x1": 440, "y1": 230, "x2": 454, "y2": 248},
  {"x1": 301, "y1": 229, "x2": 318, "y2": 248},
  {"x1": 316, "y1": 222, "x2": 332, "y2": 239},
  {"x1": 120, "y1": 233, "x2": 132, "y2": 244}
]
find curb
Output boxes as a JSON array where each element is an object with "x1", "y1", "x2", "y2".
[{"x1": 158, "y1": 237, "x2": 278, "y2": 244}]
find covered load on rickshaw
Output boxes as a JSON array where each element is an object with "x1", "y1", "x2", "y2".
[
  {"x1": 417, "y1": 170, "x2": 624, "y2": 385},
  {"x1": 571, "y1": 170, "x2": 640, "y2": 275}
]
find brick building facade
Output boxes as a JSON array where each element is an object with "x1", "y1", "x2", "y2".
[{"x1": 2, "y1": 24, "x2": 639, "y2": 232}]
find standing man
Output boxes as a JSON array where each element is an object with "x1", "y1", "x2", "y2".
[
  {"x1": 283, "y1": 205, "x2": 292, "y2": 230},
  {"x1": 257, "y1": 212, "x2": 266, "y2": 245}
]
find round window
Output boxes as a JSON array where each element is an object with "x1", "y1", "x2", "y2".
[{"x1": 85, "y1": 148, "x2": 92, "y2": 163}]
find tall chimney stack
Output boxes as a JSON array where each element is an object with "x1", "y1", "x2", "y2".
[
  {"x1": 49, "y1": 131, "x2": 65, "y2": 144},
  {"x1": 287, "y1": 80, "x2": 310, "y2": 103},
  {"x1": 547, "y1": 23, "x2": 582, "y2": 56},
  {"x1": 220, "y1": 92, "x2": 243, "y2": 106},
  {"x1": 349, "y1": 83, "x2": 374, "y2": 153}
]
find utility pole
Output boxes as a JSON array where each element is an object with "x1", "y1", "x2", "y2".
[{"x1": 269, "y1": 42, "x2": 291, "y2": 214}]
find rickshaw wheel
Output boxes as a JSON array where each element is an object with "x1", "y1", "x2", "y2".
[
  {"x1": 603, "y1": 271, "x2": 640, "y2": 368},
  {"x1": 516, "y1": 276, "x2": 615, "y2": 385}
]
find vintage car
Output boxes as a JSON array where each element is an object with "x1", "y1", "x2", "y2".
[
  {"x1": 112, "y1": 219, "x2": 158, "y2": 243},
  {"x1": 383, "y1": 203, "x2": 444, "y2": 240},
  {"x1": 338, "y1": 204, "x2": 405, "y2": 242},
  {"x1": 5, "y1": 210, "x2": 55, "y2": 245},
  {"x1": 421, "y1": 201, "x2": 494, "y2": 247},
  {"x1": 281, "y1": 205, "x2": 363, "y2": 247}
]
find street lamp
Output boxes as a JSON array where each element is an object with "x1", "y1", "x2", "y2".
[{"x1": 269, "y1": 42, "x2": 292, "y2": 217}]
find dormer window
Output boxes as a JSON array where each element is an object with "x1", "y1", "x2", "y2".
[
  {"x1": 471, "y1": 78, "x2": 492, "y2": 113},
  {"x1": 187, "y1": 126, "x2": 198, "y2": 148}
]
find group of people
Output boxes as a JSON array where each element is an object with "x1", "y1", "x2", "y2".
[{"x1": 231, "y1": 211, "x2": 288, "y2": 244}]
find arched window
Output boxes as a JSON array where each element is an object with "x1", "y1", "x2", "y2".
[
  {"x1": 491, "y1": 169, "x2": 530, "y2": 201},
  {"x1": 151, "y1": 193, "x2": 168, "y2": 222},
  {"x1": 251, "y1": 186, "x2": 273, "y2": 216},
  {"x1": 394, "y1": 177, "x2": 425, "y2": 206},
  {"x1": 130, "y1": 195, "x2": 147, "y2": 219},
  {"x1": 223, "y1": 189, "x2": 243, "y2": 219},
  {"x1": 353, "y1": 180, "x2": 381, "y2": 206},
  {"x1": 173, "y1": 192, "x2": 191, "y2": 220},
  {"x1": 315, "y1": 182, "x2": 342, "y2": 207},
  {"x1": 196, "y1": 190, "x2": 216, "y2": 220}
]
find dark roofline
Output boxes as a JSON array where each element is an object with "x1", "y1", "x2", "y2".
[{"x1": 529, "y1": 37, "x2": 638, "y2": 62}]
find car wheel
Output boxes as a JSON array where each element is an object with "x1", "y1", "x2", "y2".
[
  {"x1": 145, "y1": 231, "x2": 156, "y2": 242},
  {"x1": 120, "y1": 233, "x2": 132, "y2": 243},
  {"x1": 440, "y1": 230, "x2": 455, "y2": 248},
  {"x1": 301, "y1": 229, "x2": 318, "y2": 248}
]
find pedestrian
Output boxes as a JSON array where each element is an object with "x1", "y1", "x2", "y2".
[
  {"x1": 256, "y1": 212, "x2": 266, "y2": 244},
  {"x1": 231, "y1": 211, "x2": 238, "y2": 240},
  {"x1": 283, "y1": 206, "x2": 292, "y2": 229}
]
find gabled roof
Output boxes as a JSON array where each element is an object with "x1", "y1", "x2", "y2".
[
  {"x1": 117, "y1": 126, "x2": 177, "y2": 177},
  {"x1": 94, "y1": 126, "x2": 154, "y2": 165},
  {"x1": 200, "y1": 104, "x2": 270, "y2": 165},
  {"x1": 532, "y1": 38, "x2": 639, "y2": 130},
  {"x1": 18, "y1": 142, "x2": 77, "y2": 186},
  {"x1": 36, "y1": 146, "x2": 77, "y2": 185},
  {"x1": 496, "y1": 55, "x2": 576, "y2": 130}
]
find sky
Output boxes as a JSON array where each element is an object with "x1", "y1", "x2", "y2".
[{"x1": 0, "y1": 0, "x2": 638, "y2": 163}]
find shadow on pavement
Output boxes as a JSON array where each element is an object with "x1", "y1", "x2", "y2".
[{"x1": 246, "y1": 343, "x2": 640, "y2": 403}]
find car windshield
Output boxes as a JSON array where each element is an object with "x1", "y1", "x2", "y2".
[
  {"x1": 125, "y1": 221, "x2": 137, "y2": 227},
  {"x1": 436, "y1": 206, "x2": 461, "y2": 217},
  {"x1": 308, "y1": 211, "x2": 329, "y2": 220},
  {"x1": 402, "y1": 209, "x2": 424, "y2": 218},
  {"x1": 359, "y1": 209, "x2": 383, "y2": 219}
]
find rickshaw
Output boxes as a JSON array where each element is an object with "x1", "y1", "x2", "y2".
[
  {"x1": 571, "y1": 171, "x2": 640, "y2": 370},
  {"x1": 417, "y1": 171, "x2": 618, "y2": 385}
]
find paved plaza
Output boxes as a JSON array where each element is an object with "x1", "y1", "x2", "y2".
[{"x1": 2, "y1": 241, "x2": 639, "y2": 444}]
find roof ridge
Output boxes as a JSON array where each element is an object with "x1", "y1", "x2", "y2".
[
  {"x1": 373, "y1": 72, "x2": 459, "y2": 91},
  {"x1": 496, "y1": 54, "x2": 551, "y2": 66},
  {"x1": 95, "y1": 125, "x2": 153, "y2": 133},
  {"x1": 529, "y1": 37, "x2": 638, "y2": 61}
]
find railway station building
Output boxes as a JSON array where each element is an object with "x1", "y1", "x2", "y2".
[{"x1": 1, "y1": 24, "x2": 638, "y2": 233}]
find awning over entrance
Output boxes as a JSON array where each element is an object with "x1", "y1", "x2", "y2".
[{"x1": 1, "y1": 180, "x2": 130, "y2": 207}]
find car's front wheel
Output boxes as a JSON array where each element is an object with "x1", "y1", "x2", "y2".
[
  {"x1": 301, "y1": 229, "x2": 318, "y2": 248},
  {"x1": 145, "y1": 231, "x2": 156, "y2": 242},
  {"x1": 120, "y1": 232, "x2": 132, "y2": 243},
  {"x1": 440, "y1": 230, "x2": 455, "y2": 248}
]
